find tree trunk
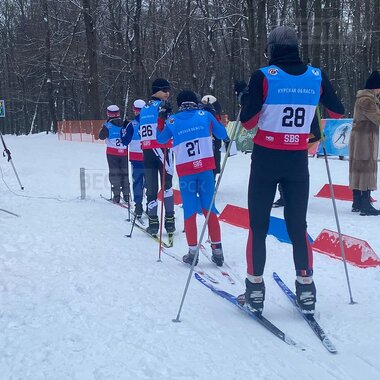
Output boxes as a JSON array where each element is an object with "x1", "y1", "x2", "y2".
[
  {"x1": 186, "y1": 0, "x2": 197, "y2": 90},
  {"x1": 245, "y1": 0, "x2": 256, "y2": 71},
  {"x1": 82, "y1": 0, "x2": 101, "y2": 119},
  {"x1": 311, "y1": 0, "x2": 322, "y2": 67},
  {"x1": 257, "y1": 0, "x2": 267, "y2": 67},
  {"x1": 41, "y1": 0, "x2": 57, "y2": 132},
  {"x1": 300, "y1": 0, "x2": 309, "y2": 63}
]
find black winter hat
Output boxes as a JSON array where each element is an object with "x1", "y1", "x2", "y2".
[
  {"x1": 267, "y1": 26, "x2": 298, "y2": 56},
  {"x1": 177, "y1": 90, "x2": 198, "y2": 107},
  {"x1": 365, "y1": 70, "x2": 380, "y2": 90},
  {"x1": 152, "y1": 78, "x2": 170, "y2": 94}
]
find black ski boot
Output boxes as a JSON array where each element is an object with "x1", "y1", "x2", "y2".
[
  {"x1": 164, "y1": 213, "x2": 176, "y2": 233},
  {"x1": 146, "y1": 215, "x2": 159, "y2": 235},
  {"x1": 182, "y1": 248, "x2": 198, "y2": 266},
  {"x1": 295, "y1": 279, "x2": 317, "y2": 316},
  {"x1": 112, "y1": 193, "x2": 121, "y2": 203},
  {"x1": 238, "y1": 278, "x2": 265, "y2": 314},
  {"x1": 135, "y1": 203, "x2": 143, "y2": 218},
  {"x1": 360, "y1": 190, "x2": 380, "y2": 216},
  {"x1": 352, "y1": 189, "x2": 361, "y2": 212},
  {"x1": 211, "y1": 243, "x2": 224, "y2": 267},
  {"x1": 122, "y1": 192, "x2": 130, "y2": 204}
]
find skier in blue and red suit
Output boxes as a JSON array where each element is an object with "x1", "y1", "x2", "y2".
[{"x1": 157, "y1": 90, "x2": 230, "y2": 266}]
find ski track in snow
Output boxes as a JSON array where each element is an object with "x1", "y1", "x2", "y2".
[{"x1": 0, "y1": 134, "x2": 379, "y2": 379}]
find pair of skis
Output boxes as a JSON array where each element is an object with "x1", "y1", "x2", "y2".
[
  {"x1": 101, "y1": 194, "x2": 335, "y2": 353},
  {"x1": 195, "y1": 272, "x2": 337, "y2": 353},
  {"x1": 100, "y1": 194, "x2": 173, "y2": 247},
  {"x1": 130, "y1": 218, "x2": 236, "y2": 286},
  {"x1": 132, "y1": 221, "x2": 174, "y2": 248}
]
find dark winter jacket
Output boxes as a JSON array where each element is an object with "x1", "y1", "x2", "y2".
[
  {"x1": 349, "y1": 89, "x2": 380, "y2": 191},
  {"x1": 98, "y1": 117, "x2": 123, "y2": 140},
  {"x1": 120, "y1": 116, "x2": 136, "y2": 147}
]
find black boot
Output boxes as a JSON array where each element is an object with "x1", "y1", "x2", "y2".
[
  {"x1": 146, "y1": 215, "x2": 159, "y2": 235},
  {"x1": 211, "y1": 243, "x2": 224, "y2": 267},
  {"x1": 182, "y1": 248, "x2": 198, "y2": 266},
  {"x1": 352, "y1": 189, "x2": 361, "y2": 212},
  {"x1": 122, "y1": 190, "x2": 130, "y2": 204},
  {"x1": 112, "y1": 193, "x2": 121, "y2": 203},
  {"x1": 135, "y1": 203, "x2": 143, "y2": 218},
  {"x1": 295, "y1": 279, "x2": 317, "y2": 316},
  {"x1": 360, "y1": 190, "x2": 380, "y2": 216},
  {"x1": 111, "y1": 186, "x2": 121, "y2": 203},
  {"x1": 164, "y1": 213, "x2": 176, "y2": 233},
  {"x1": 237, "y1": 278, "x2": 265, "y2": 314}
]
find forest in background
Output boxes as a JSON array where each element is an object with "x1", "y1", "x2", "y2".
[{"x1": 0, "y1": 0, "x2": 379, "y2": 134}]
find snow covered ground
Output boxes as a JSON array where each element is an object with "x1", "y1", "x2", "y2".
[{"x1": 1, "y1": 133, "x2": 379, "y2": 380}]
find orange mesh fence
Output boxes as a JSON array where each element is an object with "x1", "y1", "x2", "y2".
[
  {"x1": 58, "y1": 115, "x2": 229, "y2": 143},
  {"x1": 58, "y1": 120, "x2": 105, "y2": 143}
]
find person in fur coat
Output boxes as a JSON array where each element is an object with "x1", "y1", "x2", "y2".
[{"x1": 349, "y1": 70, "x2": 380, "y2": 216}]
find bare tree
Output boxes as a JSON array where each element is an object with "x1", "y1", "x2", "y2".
[{"x1": 0, "y1": 0, "x2": 379, "y2": 133}]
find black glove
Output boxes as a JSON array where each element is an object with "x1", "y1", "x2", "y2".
[
  {"x1": 223, "y1": 137, "x2": 231, "y2": 152},
  {"x1": 158, "y1": 100, "x2": 172, "y2": 120},
  {"x1": 234, "y1": 80, "x2": 247, "y2": 96}
]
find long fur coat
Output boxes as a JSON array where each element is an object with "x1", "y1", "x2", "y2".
[{"x1": 349, "y1": 90, "x2": 380, "y2": 191}]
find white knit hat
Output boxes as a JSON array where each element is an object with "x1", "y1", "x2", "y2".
[
  {"x1": 133, "y1": 99, "x2": 146, "y2": 109},
  {"x1": 107, "y1": 104, "x2": 120, "y2": 117},
  {"x1": 107, "y1": 104, "x2": 119, "y2": 112}
]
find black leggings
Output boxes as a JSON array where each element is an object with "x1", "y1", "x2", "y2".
[
  {"x1": 106, "y1": 154, "x2": 129, "y2": 194},
  {"x1": 246, "y1": 144, "x2": 313, "y2": 277},
  {"x1": 143, "y1": 148, "x2": 174, "y2": 216}
]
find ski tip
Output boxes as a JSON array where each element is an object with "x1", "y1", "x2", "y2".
[
  {"x1": 322, "y1": 337, "x2": 338, "y2": 354},
  {"x1": 284, "y1": 335, "x2": 298, "y2": 346}
]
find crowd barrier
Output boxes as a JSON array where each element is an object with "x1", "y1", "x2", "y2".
[
  {"x1": 58, "y1": 114, "x2": 229, "y2": 144},
  {"x1": 58, "y1": 120, "x2": 104, "y2": 143}
]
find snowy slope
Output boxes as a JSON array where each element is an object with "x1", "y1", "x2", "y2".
[{"x1": 1, "y1": 133, "x2": 379, "y2": 380}]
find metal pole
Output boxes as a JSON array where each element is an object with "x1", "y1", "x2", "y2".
[
  {"x1": 173, "y1": 109, "x2": 242, "y2": 322},
  {"x1": 317, "y1": 108, "x2": 356, "y2": 304},
  {"x1": 126, "y1": 212, "x2": 138, "y2": 238},
  {"x1": 0, "y1": 132, "x2": 24, "y2": 190},
  {"x1": 0, "y1": 208, "x2": 20, "y2": 217},
  {"x1": 157, "y1": 147, "x2": 168, "y2": 262},
  {"x1": 80, "y1": 167, "x2": 86, "y2": 200}
]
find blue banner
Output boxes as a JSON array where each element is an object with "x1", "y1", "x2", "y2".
[{"x1": 318, "y1": 118, "x2": 352, "y2": 157}]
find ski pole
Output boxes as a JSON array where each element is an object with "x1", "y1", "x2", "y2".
[
  {"x1": 173, "y1": 109, "x2": 242, "y2": 323},
  {"x1": 0, "y1": 208, "x2": 20, "y2": 217},
  {"x1": 126, "y1": 211, "x2": 138, "y2": 238},
  {"x1": 317, "y1": 107, "x2": 356, "y2": 305},
  {"x1": 0, "y1": 132, "x2": 24, "y2": 190},
  {"x1": 157, "y1": 147, "x2": 168, "y2": 262},
  {"x1": 126, "y1": 150, "x2": 131, "y2": 222}
]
